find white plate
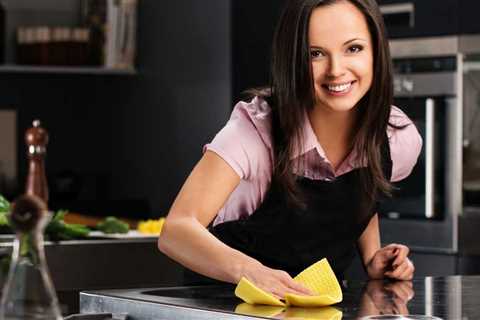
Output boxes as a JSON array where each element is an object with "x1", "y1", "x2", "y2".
[{"x1": 88, "y1": 230, "x2": 158, "y2": 239}]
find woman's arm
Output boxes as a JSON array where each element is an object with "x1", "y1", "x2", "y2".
[
  {"x1": 358, "y1": 213, "x2": 414, "y2": 280},
  {"x1": 158, "y1": 151, "x2": 310, "y2": 297},
  {"x1": 357, "y1": 213, "x2": 382, "y2": 268}
]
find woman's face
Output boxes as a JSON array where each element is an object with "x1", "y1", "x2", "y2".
[{"x1": 309, "y1": 0, "x2": 374, "y2": 114}]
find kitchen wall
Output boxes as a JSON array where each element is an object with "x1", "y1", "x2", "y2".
[
  {"x1": 108, "y1": 0, "x2": 232, "y2": 216},
  {"x1": 0, "y1": 0, "x2": 232, "y2": 218}
]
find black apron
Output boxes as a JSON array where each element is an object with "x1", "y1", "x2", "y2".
[{"x1": 183, "y1": 139, "x2": 392, "y2": 285}]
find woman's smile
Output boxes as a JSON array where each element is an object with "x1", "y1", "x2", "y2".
[{"x1": 321, "y1": 80, "x2": 357, "y2": 96}]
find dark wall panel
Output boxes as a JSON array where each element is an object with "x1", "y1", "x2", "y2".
[
  {"x1": 0, "y1": 0, "x2": 232, "y2": 219},
  {"x1": 232, "y1": 0, "x2": 286, "y2": 102}
]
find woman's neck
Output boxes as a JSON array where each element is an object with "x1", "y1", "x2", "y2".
[{"x1": 308, "y1": 105, "x2": 358, "y2": 170}]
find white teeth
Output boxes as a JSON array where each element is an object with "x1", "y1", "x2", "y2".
[{"x1": 327, "y1": 82, "x2": 352, "y2": 92}]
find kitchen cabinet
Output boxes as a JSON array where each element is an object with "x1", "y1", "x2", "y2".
[
  {"x1": 459, "y1": 0, "x2": 480, "y2": 34},
  {"x1": 0, "y1": 238, "x2": 184, "y2": 315},
  {"x1": 231, "y1": 0, "x2": 285, "y2": 102},
  {"x1": 377, "y1": 0, "x2": 480, "y2": 39},
  {"x1": 0, "y1": 0, "x2": 136, "y2": 75},
  {"x1": 0, "y1": 0, "x2": 232, "y2": 220},
  {"x1": 377, "y1": 0, "x2": 458, "y2": 38}
]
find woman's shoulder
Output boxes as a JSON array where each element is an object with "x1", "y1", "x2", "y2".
[
  {"x1": 388, "y1": 105, "x2": 414, "y2": 126},
  {"x1": 387, "y1": 105, "x2": 423, "y2": 182},
  {"x1": 230, "y1": 96, "x2": 273, "y2": 148},
  {"x1": 204, "y1": 96, "x2": 273, "y2": 180}
]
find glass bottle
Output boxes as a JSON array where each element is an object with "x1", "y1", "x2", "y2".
[{"x1": 0, "y1": 195, "x2": 62, "y2": 320}]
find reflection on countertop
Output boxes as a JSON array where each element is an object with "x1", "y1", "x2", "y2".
[{"x1": 80, "y1": 275, "x2": 480, "y2": 320}]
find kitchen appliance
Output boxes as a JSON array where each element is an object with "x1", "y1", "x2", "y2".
[
  {"x1": 379, "y1": 35, "x2": 480, "y2": 253},
  {"x1": 378, "y1": 0, "x2": 480, "y2": 39},
  {"x1": 463, "y1": 54, "x2": 480, "y2": 207},
  {"x1": 378, "y1": 56, "x2": 456, "y2": 221}
]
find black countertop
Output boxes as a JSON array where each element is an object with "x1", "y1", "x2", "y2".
[{"x1": 80, "y1": 275, "x2": 480, "y2": 320}]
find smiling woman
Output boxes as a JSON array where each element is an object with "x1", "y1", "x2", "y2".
[
  {"x1": 309, "y1": 1, "x2": 373, "y2": 112},
  {"x1": 158, "y1": 0, "x2": 422, "y2": 300}
]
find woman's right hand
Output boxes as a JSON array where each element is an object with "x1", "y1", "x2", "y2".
[
  {"x1": 159, "y1": 151, "x2": 311, "y2": 297},
  {"x1": 240, "y1": 260, "x2": 312, "y2": 299}
]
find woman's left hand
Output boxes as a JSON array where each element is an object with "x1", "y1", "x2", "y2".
[{"x1": 366, "y1": 243, "x2": 415, "y2": 280}]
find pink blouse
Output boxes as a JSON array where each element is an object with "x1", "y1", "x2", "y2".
[{"x1": 205, "y1": 97, "x2": 423, "y2": 226}]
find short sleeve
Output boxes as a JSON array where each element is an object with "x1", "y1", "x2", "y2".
[
  {"x1": 388, "y1": 106, "x2": 423, "y2": 182},
  {"x1": 204, "y1": 98, "x2": 272, "y2": 180}
]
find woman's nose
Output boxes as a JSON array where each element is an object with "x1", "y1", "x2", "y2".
[{"x1": 327, "y1": 55, "x2": 346, "y2": 78}]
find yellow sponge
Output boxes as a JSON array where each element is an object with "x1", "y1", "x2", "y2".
[
  {"x1": 234, "y1": 277, "x2": 285, "y2": 306},
  {"x1": 234, "y1": 303, "x2": 284, "y2": 318},
  {"x1": 234, "y1": 258, "x2": 342, "y2": 308},
  {"x1": 283, "y1": 306, "x2": 343, "y2": 320},
  {"x1": 285, "y1": 259, "x2": 343, "y2": 307}
]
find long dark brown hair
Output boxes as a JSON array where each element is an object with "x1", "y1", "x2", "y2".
[{"x1": 251, "y1": 0, "x2": 394, "y2": 208}]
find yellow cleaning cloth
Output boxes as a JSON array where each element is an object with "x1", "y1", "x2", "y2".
[
  {"x1": 234, "y1": 303, "x2": 342, "y2": 320},
  {"x1": 285, "y1": 259, "x2": 343, "y2": 307},
  {"x1": 234, "y1": 303, "x2": 284, "y2": 318},
  {"x1": 283, "y1": 306, "x2": 343, "y2": 320},
  {"x1": 235, "y1": 277, "x2": 286, "y2": 306},
  {"x1": 234, "y1": 258, "x2": 342, "y2": 307}
]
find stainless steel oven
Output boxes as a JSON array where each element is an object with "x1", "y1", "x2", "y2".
[
  {"x1": 378, "y1": 36, "x2": 476, "y2": 253},
  {"x1": 379, "y1": 56, "x2": 457, "y2": 221}
]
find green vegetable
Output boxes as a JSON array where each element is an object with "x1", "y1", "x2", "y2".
[
  {"x1": 45, "y1": 210, "x2": 90, "y2": 241},
  {"x1": 96, "y1": 216, "x2": 129, "y2": 234},
  {"x1": 0, "y1": 194, "x2": 91, "y2": 240},
  {"x1": 0, "y1": 195, "x2": 10, "y2": 213},
  {"x1": 0, "y1": 196, "x2": 10, "y2": 227}
]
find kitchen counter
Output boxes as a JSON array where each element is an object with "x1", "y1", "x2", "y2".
[
  {"x1": 0, "y1": 237, "x2": 183, "y2": 315},
  {"x1": 80, "y1": 275, "x2": 480, "y2": 320}
]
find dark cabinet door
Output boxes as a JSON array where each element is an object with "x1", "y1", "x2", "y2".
[
  {"x1": 231, "y1": 0, "x2": 286, "y2": 102},
  {"x1": 459, "y1": 0, "x2": 480, "y2": 34},
  {"x1": 377, "y1": 0, "x2": 459, "y2": 38}
]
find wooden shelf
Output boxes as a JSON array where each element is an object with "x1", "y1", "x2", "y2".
[{"x1": 0, "y1": 64, "x2": 137, "y2": 75}]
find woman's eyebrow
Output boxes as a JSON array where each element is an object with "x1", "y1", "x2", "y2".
[
  {"x1": 310, "y1": 38, "x2": 368, "y2": 49},
  {"x1": 343, "y1": 38, "x2": 368, "y2": 45}
]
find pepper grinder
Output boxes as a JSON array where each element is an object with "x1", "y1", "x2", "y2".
[
  {"x1": 25, "y1": 120, "x2": 49, "y2": 204},
  {"x1": 0, "y1": 194, "x2": 62, "y2": 320}
]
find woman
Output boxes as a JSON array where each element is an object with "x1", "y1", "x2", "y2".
[{"x1": 159, "y1": 0, "x2": 422, "y2": 298}]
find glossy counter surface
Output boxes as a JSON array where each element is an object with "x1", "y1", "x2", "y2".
[{"x1": 80, "y1": 275, "x2": 480, "y2": 320}]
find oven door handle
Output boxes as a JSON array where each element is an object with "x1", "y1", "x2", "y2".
[{"x1": 425, "y1": 98, "x2": 435, "y2": 218}]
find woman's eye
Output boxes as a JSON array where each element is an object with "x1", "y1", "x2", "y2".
[
  {"x1": 348, "y1": 45, "x2": 364, "y2": 53},
  {"x1": 310, "y1": 50, "x2": 324, "y2": 58}
]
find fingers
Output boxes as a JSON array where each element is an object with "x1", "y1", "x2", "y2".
[
  {"x1": 391, "y1": 245, "x2": 410, "y2": 268},
  {"x1": 277, "y1": 270, "x2": 313, "y2": 296},
  {"x1": 378, "y1": 244, "x2": 401, "y2": 265},
  {"x1": 385, "y1": 258, "x2": 414, "y2": 280},
  {"x1": 379, "y1": 244, "x2": 413, "y2": 280},
  {"x1": 256, "y1": 275, "x2": 293, "y2": 299},
  {"x1": 248, "y1": 267, "x2": 313, "y2": 299}
]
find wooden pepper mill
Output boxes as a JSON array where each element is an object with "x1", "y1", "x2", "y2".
[{"x1": 25, "y1": 120, "x2": 49, "y2": 204}]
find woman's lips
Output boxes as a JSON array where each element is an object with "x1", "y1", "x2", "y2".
[{"x1": 321, "y1": 81, "x2": 356, "y2": 96}]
